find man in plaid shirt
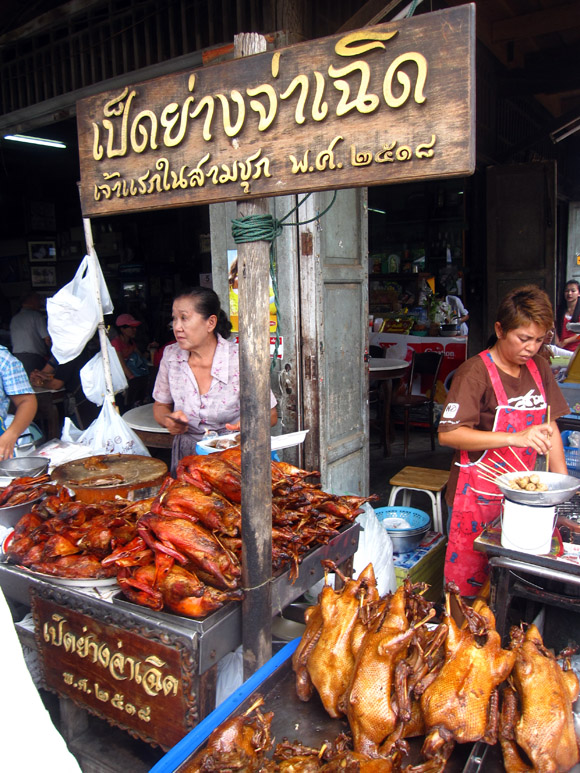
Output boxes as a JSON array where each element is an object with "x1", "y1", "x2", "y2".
[{"x1": 0, "y1": 345, "x2": 37, "y2": 460}]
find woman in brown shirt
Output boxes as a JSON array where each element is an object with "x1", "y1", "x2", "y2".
[{"x1": 438, "y1": 285, "x2": 568, "y2": 596}]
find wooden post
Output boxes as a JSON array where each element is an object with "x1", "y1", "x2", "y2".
[
  {"x1": 235, "y1": 32, "x2": 273, "y2": 678},
  {"x1": 78, "y1": 182, "x2": 116, "y2": 406}
]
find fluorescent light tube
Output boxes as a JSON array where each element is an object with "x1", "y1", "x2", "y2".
[{"x1": 4, "y1": 134, "x2": 66, "y2": 149}]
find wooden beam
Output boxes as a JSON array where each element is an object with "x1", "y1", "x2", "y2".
[
  {"x1": 0, "y1": 0, "x2": 107, "y2": 46},
  {"x1": 492, "y1": 3, "x2": 580, "y2": 43},
  {"x1": 337, "y1": 0, "x2": 406, "y2": 32},
  {"x1": 0, "y1": 47, "x2": 203, "y2": 134},
  {"x1": 235, "y1": 31, "x2": 274, "y2": 680}
]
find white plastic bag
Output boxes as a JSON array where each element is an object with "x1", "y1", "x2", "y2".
[
  {"x1": 80, "y1": 341, "x2": 128, "y2": 405},
  {"x1": 30, "y1": 436, "x2": 90, "y2": 471},
  {"x1": 352, "y1": 503, "x2": 397, "y2": 597},
  {"x1": 305, "y1": 503, "x2": 397, "y2": 602},
  {"x1": 75, "y1": 399, "x2": 150, "y2": 456},
  {"x1": 215, "y1": 645, "x2": 244, "y2": 708},
  {"x1": 47, "y1": 256, "x2": 113, "y2": 364}
]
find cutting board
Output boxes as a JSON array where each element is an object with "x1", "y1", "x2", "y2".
[{"x1": 51, "y1": 454, "x2": 168, "y2": 502}]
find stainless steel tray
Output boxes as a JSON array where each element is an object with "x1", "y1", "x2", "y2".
[
  {"x1": 112, "y1": 521, "x2": 361, "y2": 673},
  {"x1": 163, "y1": 645, "x2": 494, "y2": 773}
]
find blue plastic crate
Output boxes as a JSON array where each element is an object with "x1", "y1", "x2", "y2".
[
  {"x1": 561, "y1": 430, "x2": 580, "y2": 473},
  {"x1": 374, "y1": 506, "x2": 430, "y2": 530}
]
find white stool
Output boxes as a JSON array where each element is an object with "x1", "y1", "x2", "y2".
[{"x1": 387, "y1": 466, "x2": 449, "y2": 534}]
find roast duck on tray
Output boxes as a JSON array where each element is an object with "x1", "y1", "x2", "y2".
[
  {"x1": 182, "y1": 566, "x2": 580, "y2": 773},
  {"x1": 4, "y1": 449, "x2": 375, "y2": 618}
]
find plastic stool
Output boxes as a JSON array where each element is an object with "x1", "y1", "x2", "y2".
[{"x1": 387, "y1": 466, "x2": 449, "y2": 534}]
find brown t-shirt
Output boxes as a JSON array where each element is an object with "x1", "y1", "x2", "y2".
[{"x1": 438, "y1": 353, "x2": 569, "y2": 505}]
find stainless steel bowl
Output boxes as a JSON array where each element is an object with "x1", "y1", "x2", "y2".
[
  {"x1": 496, "y1": 470, "x2": 580, "y2": 506},
  {"x1": 439, "y1": 323, "x2": 460, "y2": 337},
  {"x1": 0, "y1": 495, "x2": 42, "y2": 527},
  {"x1": 386, "y1": 524, "x2": 430, "y2": 553},
  {"x1": 0, "y1": 456, "x2": 48, "y2": 478}
]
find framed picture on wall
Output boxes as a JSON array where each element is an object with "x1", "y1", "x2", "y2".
[
  {"x1": 30, "y1": 265, "x2": 57, "y2": 288},
  {"x1": 28, "y1": 241, "x2": 56, "y2": 262}
]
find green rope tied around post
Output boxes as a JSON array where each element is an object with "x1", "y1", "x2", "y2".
[
  {"x1": 231, "y1": 191, "x2": 337, "y2": 368},
  {"x1": 406, "y1": 0, "x2": 420, "y2": 17}
]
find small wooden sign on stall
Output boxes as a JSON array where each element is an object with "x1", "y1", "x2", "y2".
[{"x1": 32, "y1": 591, "x2": 206, "y2": 750}]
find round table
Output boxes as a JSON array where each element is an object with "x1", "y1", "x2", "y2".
[
  {"x1": 368, "y1": 357, "x2": 410, "y2": 456},
  {"x1": 122, "y1": 404, "x2": 173, "y2": 449}
]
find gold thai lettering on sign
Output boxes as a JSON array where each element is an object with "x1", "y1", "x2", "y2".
[
  {"x1": 44, "y1": 613, "x2": 178, "y2": 698},
  {"x1": 62, "y1": 672, "x2": 152, "y2": 722},
  {"x1": 90, "y1": 30, "x2": 428, "y2": 165},
  {"x1": 93, "y1": 149, "x2": 271, "y2": 201},
  {"x1": 78, "y1": 7, "x2": 475, "y2": 213}
]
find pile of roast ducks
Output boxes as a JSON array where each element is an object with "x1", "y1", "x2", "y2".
[
  {"x1": 4, "y1": 449, "x2": 374, "y2": 618},
  {"x1": 185, "y1": 567, "x2": 580, "y2": 773}
]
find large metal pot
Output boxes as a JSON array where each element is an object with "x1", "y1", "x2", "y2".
[{"x1": 496, "y1": 470, "x2": 580, "y2": 506}]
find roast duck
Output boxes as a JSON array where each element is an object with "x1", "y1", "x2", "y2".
[
  {"x1": 5, "y1": 450, "x2": 375, "y2": 619},
  {"x1": 291, "y1": 571, "x2": 580, "y2": 772},
  {"x1": 0, "y1": 474, "x2": 55, "y2": 507}
]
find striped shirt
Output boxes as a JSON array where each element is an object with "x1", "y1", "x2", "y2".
[{"x1": 0, "y1": 345, "x2": 34, "y2": 420}]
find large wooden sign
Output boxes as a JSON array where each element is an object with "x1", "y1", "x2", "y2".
[
  {"x1": 32, "y1": 593, "x2": 204, "y2": 750},
  {"x1": 77, "y1": 5, "x2": 475, "y2": 217}
]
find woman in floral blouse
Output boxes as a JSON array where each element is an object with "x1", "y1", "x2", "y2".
[{"x1": 152, "y1": 287, "x2": 277, "y2": 473}]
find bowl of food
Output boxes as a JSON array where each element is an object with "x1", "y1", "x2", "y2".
[
  {"x1": 0, "y1": 456, "x2": 49, "y2": 479},
  {"x1": 496, "y1": 470, "x2": 580, "y2": 506},
  {"x1": 195, "y1": 433, "x2": 240, "y2": 455},
  {"x1": 0, "y1": 478, "x2": 43, "y2": 527}
]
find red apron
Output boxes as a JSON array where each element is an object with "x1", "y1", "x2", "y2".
[{"x1": 444, "y1": 351, "x2": 547, "y2": 595}]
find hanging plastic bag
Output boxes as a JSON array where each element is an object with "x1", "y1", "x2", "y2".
[
  {"x1": 352, "y1": 503, "x2": 396, "y2": 597},
  {"x1": 80, "y1": 341, "x2": 128, "y2": 405},
  {"x1": 47, "y1": 255, "x2": 113, "y2": 364},
  {"x1": 75, "y1": 399, "x2": 150, "y2": 456}
]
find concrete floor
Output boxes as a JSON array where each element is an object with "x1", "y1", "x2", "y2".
[{"x1": 368, "y1": 424, "x2": 454, "y2": 516}]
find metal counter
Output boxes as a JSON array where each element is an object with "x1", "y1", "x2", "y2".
[{"x1": 0, "y1": 520, "x2": 360, "y2": 674}]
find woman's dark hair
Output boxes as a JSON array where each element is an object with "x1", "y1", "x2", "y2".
[
  {"x1": 496, "y1": 285, "x2": 554, "y2": 335},
  {"x1": 174, "y1": 287, "x2": 232, "y2": 339},
  {"x1": 487, "y1": 284, "x2": 555, "y2": 349},
  {"x1": 556, "y1": 279, "x2": 580, "y2": 335}
]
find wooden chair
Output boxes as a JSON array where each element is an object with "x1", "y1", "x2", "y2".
[{"x1": 390, "y1": 351, "x2": 443, "y2": 457}]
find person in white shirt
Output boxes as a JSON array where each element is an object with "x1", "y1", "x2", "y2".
[
  {"x1": 445, "y1": 294, "x2": 469, "y2": 335},
  {"x1": 9, "y1": 292, "x2": 51, "y2": 374}
]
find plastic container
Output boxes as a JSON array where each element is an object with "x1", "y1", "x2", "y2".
[
  {"x1": 195, "y1": 433, "x2": 280, "y2": 460},
  {"x1": 501, "y1": 500, "x2": 556, "y2": 555},
  {"x1": 561, "y1": 430, "x2": 580, "y2": 477}
]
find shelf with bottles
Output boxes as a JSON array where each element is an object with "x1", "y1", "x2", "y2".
[{"x1": 369, "y1": 272, "x2": 434, "y2": 315}]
